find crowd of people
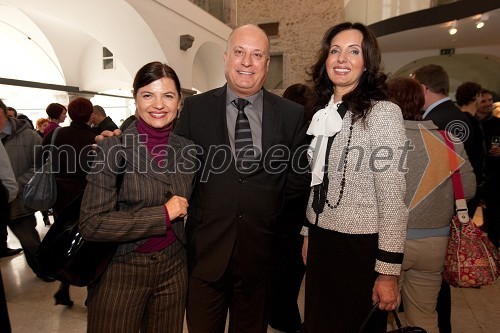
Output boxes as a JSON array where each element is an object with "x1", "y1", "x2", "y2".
[{"x1": 1, "y1": 21, "x2": 499, "y2": 333}]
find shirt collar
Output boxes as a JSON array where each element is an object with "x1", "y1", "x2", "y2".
[
  {"x1": 226, "y1": 86, "x2": 263, "y2": 108},
  {"x1": 423, "y1": 97, "x2": 451, "y2": 118}
]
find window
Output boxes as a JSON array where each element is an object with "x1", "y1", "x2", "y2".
[
  {"x1": 102, "y1": 47, "x2": 114, "y2": 70},
  {"x1": 258, "y1": 22, "x2": 279, "y2": 38},
  {"x1": 264, "y1": 54, "x2": 283, "y2": 90}
]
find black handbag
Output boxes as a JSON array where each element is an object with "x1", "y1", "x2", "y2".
[
  {"x1": 359, "y1": 303, "x2": 427, "y2": 333},
  {"x1": 23, "y1": 127, "x2": 60, "y2": 211},
  {"x1": 35, "y1": 192, "x2": 118, "y2": 287}
]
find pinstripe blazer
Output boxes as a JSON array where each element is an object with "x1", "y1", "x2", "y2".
[{"x1": 79, "y1": 122, "x2": 196, "y2": 257}]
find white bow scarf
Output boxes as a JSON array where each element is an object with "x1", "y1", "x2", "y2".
[{"x1": 307, "y1": 96, "x2": 344, "y2": 186}]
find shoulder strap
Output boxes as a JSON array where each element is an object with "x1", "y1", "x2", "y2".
[
  {"x1": 439, "y1": 130, "x2": 469, "y2": 222},
  {"x1": 50, "y1": 127, "x2": 61, "y2": 146}
]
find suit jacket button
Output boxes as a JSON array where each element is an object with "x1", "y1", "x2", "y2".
[
  {"x1": 238, "y1": 178, "x2": 243, "y2": 183},
  {"x1": 236, "y1": 211, "x2": 242, "y2": 218}
]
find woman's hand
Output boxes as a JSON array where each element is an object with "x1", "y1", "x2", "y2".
[
  {"x1": 165, "y1": 195, "x2": 189, "y2": 220},
  {"x1": 372, "y1": 274, "x2": 400, "y2": 311},
  {"x1": 302, "y1": 236, "x2": 309, "y2": 265}
]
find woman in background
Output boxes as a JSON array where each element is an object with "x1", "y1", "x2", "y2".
[
  {"x1": 35, "y1": 118, "x2": 49, "y2": 137},
  {"x1": 387, "y1": 77, "x2": 475, "y2": 332},
  {"x1": 41, "y1": 97, "x2": 96, "y2": 307},
  {"x1": 43, "y1": 103, "x2": 67, "y2": 137}
]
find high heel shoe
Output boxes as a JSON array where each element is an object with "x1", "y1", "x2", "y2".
[{"x1": 54, "y1": 289, "x2": 74, "y2": 307}]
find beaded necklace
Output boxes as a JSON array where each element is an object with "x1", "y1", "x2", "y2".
[{"x1": 325, "y1": 118, "x2": 354, "y2": 209}]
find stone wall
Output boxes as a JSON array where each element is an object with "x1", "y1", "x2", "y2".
[
  {"x1": 189, "y1": 0, "x2": 345, "y2": 93},
  {"x1": 232, "y1": 0, "x2": 344, "y2": 93}
]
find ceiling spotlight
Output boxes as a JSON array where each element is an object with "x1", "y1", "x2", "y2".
[
  {"x1": 476, "y1": 13, "x2": 489, "y2": 29},
  {"x1": 448, "y1": 20, "x2": 458, "y2": 35}
]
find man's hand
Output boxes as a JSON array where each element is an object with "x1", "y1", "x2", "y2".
[
  {"x1": 95, "y1": 129, "x2": 122, "y2": 143},
  {"x1": 372, "y1": 274, "x2": 400, "y2": 311}
]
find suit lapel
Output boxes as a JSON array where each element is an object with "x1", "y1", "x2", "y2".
[
  {"x1": 213, "y1": 85, "x2": 231, "y2": 146},
  {"x1": 261, "y1": 90, "x2": 278, "y2": 153}
]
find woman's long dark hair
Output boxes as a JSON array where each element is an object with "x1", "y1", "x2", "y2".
[{"x1": 308, "y1": 22, "x2": 387, "y2": 123}]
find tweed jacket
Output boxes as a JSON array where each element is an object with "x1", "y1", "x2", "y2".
[
  {"x1": 1, "y1": 118, "x2": 41, "y2": 218},
  {"x1": 304, "y1": 101, "x2": 408, "y2": 276},
  {"x1": 174, "y1": 85, "x2": 310, "y2": 282},
  {"x1": 404, "y1": 120, "x2": 476, "y2": 230},
  {"x1": 79, "y1": 123, "x2": 197, "y2": 257}
]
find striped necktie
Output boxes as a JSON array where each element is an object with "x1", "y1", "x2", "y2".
[{"x1": 233, "y1": 98, "x2": 253, "y2": 168}]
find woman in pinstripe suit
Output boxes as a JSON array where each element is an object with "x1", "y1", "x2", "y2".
[{"x1": 79, "y1": 62, "x2": 196, "y2": 333}]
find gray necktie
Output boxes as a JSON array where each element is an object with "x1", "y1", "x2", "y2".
[{"x1": 233, "y1": 98, "x2": 253, "y2": 168}]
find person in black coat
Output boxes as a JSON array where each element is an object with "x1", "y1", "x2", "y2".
[
  {"x1": 40, "y1": 97, "x2": 96, "y2": 307},
  {"x1": 174, "y1": 24, "x2": 310, "y2": 333},
  {"x1": 90, "y1": 105, "x2": 118, "y2": 134}
]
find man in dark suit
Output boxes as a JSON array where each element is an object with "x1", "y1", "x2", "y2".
[
  {"x1": 413, "y1": 64, "x2": 475, "y2": 333},
  {"x1": 476, "y1": 89, "x2": 500, "y2": 248},
  {"x1": 90, "y1": 105, "x2": 118, "y2": 134},
  {"x1": 174, "y1": 24, "x2": 310, "y2": 333}
]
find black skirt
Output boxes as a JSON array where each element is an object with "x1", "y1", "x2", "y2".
[{"x1": 302, "y1": 225, "x2": 387, "y2": 333}]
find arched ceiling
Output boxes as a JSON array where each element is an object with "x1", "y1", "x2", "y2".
[
  {"x1": 1, "y1": 0, "x2": 230, "y2": 95},
  {"x1": 392, "y1": 54, "x2": 500, "y2": 96}
]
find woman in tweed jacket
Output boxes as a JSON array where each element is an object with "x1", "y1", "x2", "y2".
[
  {"x1": 301, "y1": 22, "x2": 408, "y2": 332},
  {"x1": 387, "y1": 77, "x2": 475, "y2": 333},
  {"x1": 79, "y1": 62, "x2": 196, "y2": 333}
]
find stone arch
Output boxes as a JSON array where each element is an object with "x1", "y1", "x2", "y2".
[{"x1": 192, "y1": 41, "x2": 226, "y2": 92}]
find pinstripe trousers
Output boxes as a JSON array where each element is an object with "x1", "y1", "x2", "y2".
[{"x1": 86, "y1": 240, "x2": 187, "y2": 333}]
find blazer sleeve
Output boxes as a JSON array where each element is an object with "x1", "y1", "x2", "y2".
[
  {"x1": 79, "y1": 136, "x2": 169, "y2": 242},
  {"x1": 368, "y1": 101, "x2": 408, "y2": 276}
]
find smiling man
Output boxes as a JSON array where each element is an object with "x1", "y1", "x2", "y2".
[{"x1": 174, "y1": 24, "x2": 310, "y2": 333}]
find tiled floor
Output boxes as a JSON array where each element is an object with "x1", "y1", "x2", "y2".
[{"x1": 1, "y1": 211, "x2": 499, "y2": 332}]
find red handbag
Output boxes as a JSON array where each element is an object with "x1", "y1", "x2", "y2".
[{"x1": 441, "y1": 132, "x2": 500, "y2": 288}]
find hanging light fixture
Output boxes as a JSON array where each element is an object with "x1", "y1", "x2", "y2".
[
  {"x1": 448, "y1": 20, "x2": 458, "y2": 35},
  {"x1": 475, "y1": 13, "x2": 489, "y2": 29}
]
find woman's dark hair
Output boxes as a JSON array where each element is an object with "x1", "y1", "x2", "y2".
[
  {"x1": 282, "y1": 83, "x2": 315, "y2": 122},
  {"x1": 387, "y1": 77, "x2": 424, "y2": 121},
  {"x1": 308, "y1": 22, "x2": 387, "y2": 123},
  {"x1": 68, "y1": 97, "x2": 93, "y2": 123},
  {"x1": 46, "y1": 103, "x2": 66, "y2": 119},
  {"x1": 133, "y1": 62, "x2": 181, "y2": 98}
]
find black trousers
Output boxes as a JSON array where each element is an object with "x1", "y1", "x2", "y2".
[
  {"x1": 0, "y1": 184, "x2": 12, "y2": 333},
  {"x1": 436, "y1": 279, "x2": 452, "y2": 333},
  {"x1": 269, "y1": 232, "x2": 305, "y2": 333},
  {"x1": 0, "y1": 182, "x2": 10, "y2": 251},
  {"x1": 186, "y1": 245, "x2": 272, "y2": 333}
]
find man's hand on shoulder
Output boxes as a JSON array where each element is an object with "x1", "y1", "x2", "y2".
[{"x1": 95, "y1": 129, "x2": 122, "y2": 143}]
